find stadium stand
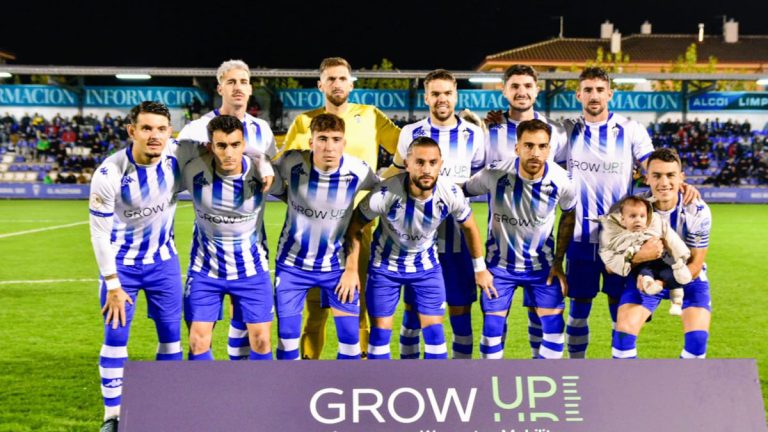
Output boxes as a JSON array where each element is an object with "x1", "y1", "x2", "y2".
[{"x1": 1, "y1": 112, "x2": 766, "y2": 185}]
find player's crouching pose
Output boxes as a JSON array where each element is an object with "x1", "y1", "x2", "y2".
[
  {"x1": 613, "y1": 148, "x2": 712, "y2": 359},
  {"x1": 339, "y1": 137, "x2": 494, "y2": 360},
  {"x1": 272, "y1": 113, "x2": 379, "y2": 360},
  {"x1": 463, "y1": 119, "x2": 577, "y2": 359},
  {"x1": 181, "y1": 115, "x2": 274, "y2": 361}
]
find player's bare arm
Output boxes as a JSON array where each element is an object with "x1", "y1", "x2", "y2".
[
  {"x1": 336, "y1": 209, "x2": 370, "y2": 302},
  {"x1": 459, "y1": 215, "x2": 496, "y2": 299},
  {"x1": 548, "y1": 209, "x2": 575, "y2": 296}
]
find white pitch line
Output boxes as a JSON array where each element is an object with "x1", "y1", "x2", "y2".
[
  {"x1": 0, "y1": 204, "x2": 194, "y2": 240},
  {"x1": 0, "y1": 221, "x2": 88, "y2": 239},
  {"x1": 0, "y1": 278, "x2": 98, "y2": 285}
]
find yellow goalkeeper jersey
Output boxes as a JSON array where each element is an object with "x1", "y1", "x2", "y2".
[{"x1": 279, "y1": 103, "x2": 400, "y2": 169}]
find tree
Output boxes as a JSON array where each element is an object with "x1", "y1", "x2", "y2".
[
  {"x1": 655, "y1": 43, "x2": 756, "y2": 91},
  {"x1": 355, "y1": 58, "x2": 409, "y2": 90}
]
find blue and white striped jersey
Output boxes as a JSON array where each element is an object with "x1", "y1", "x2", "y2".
[
  {"x1": 396, "y1": 116, "x2": 485, "y2": 254},
  {"x1": 396, "y1": 116, "x2": 485, "y2": 184},
  {"x1": 654, "y1": 193, "x2": 712, "y2": 281},
  {"x1": 464, "y1": 159, "x2": 576, "y2": 272},
  {"x1": 273, "y1": 151, "x2": 379, "y2": 272},
  {"x1": 562, "y1": 113, "x2": 654, "y2": 248},
  {"x1": 485, "y1": 112, "x2": 568, "y2": 166},
  {"x1": 359, "y1": 173, "x2": 472, "y2": 273},
  {"x1": 655, "y1": 194, "x2": 712, "y2": 250},
  {"x1": 177, "y1": 110, "x2": 277, "y2": 159},
  {"x1": 182, "y1": 154, "x2": 270, "y2": 279},
  {"x1": 89, "y1": 140, "x2": 198, "y2": 276}
]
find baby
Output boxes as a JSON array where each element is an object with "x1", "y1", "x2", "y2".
[{"x1": 598, "y1": 195, "x2": 692, "y2": 315}]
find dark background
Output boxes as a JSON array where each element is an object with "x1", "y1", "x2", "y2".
[{"x1": 2, "y1": 0, "x2": 765, "y2": 70}]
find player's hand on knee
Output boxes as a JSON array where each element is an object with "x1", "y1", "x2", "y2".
[
  {"x1": 335, "y1": 270, "x2": 359, "y2": 303},
  {"x1": 547, "y1": 266, "x2": 568, "y2": 296},
  {"x1": 101, "y1": 287, "x2": 133, "y2": 329},
  {"x1": 476, "y1": 270, "x2": 497, "y2": 299}
]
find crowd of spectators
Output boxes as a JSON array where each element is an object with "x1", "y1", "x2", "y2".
[
  {"x1": 1, "y1": 112, "x2": 766, "y2": 186},
  {"x1": 0, "y1": 112, "x2": 126, "y2": 183},
  {"x1": 648, "y1": 118, "x2": 768, "y2": 186}
]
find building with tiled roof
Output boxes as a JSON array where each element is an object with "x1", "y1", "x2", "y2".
[{"x1": 478, "y1": 20, "x2": 768, "y2": 73}]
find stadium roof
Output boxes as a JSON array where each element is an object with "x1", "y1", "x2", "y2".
[{"x1": 478, "y1": 34, "x2": 768, "y2": 72}]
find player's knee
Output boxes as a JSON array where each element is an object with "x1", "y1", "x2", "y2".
[{"x1": 188, "y1": 330, "x2": 212, "y2": 354}]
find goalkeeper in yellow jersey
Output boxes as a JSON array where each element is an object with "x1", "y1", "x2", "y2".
[{"x1": 280, "y1": 57, "x2": 400, "y2": 358}]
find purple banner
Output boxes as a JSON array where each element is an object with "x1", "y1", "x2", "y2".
[
  {"x1": 0, "y1": 183, "x2": 89, "y2": 199},
  {"x1": 121, "y1": 359, "x2": 765, "y2": 432}
]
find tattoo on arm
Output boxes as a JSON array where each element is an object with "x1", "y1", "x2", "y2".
[{"x1": 555, "y1": 210, "x2": 575, "y2": 265}]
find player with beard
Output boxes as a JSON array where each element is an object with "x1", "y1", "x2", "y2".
[
  {"x1": 90, "y1": 102, "x2": 202, "y2": 432},
  {"x1": 463, "y1": 119, "x2": 576, "y2": 359},
  {"x1": 388, "y1": 69, "x2": 485, "y2": 359},
  {"x1": 485, "y1": 65, "x2": 567, "y2": 167},
  {"x1": 282, "y1": 57, "x2": 400, "y2": 359},
  {"x1": 339, "y1": 137, "x2": 493, "y2": 360},
  {"x1": 483, "y1": 64, "x2": 568, "y2": 358}
]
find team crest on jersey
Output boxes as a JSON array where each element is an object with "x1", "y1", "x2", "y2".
[
  {"x1": 461, "y1": 128, "x2": 471, "y2": 141},
  {"x1": 435, "y1": 199, "x2": 448, "y2": 216},
  {"x1": 611, "y1": 125, "x2": 621, "y2": 139},
  {"x1": 121, "y1": 176, "x2": 134, "y2": 187},
  {"x1": 354, "y1": 114, "x2": 362, "y2": 124}
]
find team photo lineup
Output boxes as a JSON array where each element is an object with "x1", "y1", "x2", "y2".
[{"x1": 88, "y1": 57, "x2": 714, "y2": 430}]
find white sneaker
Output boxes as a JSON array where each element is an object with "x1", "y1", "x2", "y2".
[
  {"x1": 669, "y1": 302, "x2": 683, "y2": 316},
  {"x1": 671, "y1": 260, "x2": 692, "y2": 285},
  {"x1": 640, "y1": 275, "x2": 663, "y2": 295}
]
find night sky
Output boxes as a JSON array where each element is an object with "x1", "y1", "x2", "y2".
[{"x1": 2, "y1": 0, "x2": 766, "y2": 71}]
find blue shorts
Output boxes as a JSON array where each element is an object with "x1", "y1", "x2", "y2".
[
  {"x1": 274, "y1": 264, "x2": 359, "y2": 317},
  {"x1": 439, "y1": 247, "x2": 478, "y2": 307},
  {"x1": 184, "y1": 270, "x2": 273, "y2": 324},
  {"x1": 619, "y1": 271, "x2": 712, "y2": 313},
  {"x1": 483, "y1": 266, "x2": 565, "y2": 313},
  {"x1": 367, "y1": 266, "x2": 446, "y2": 317},
  {"x1": 566, "y1": 242, "x2": 626, "y2": 299},
  {"x1": 100, "y1": 255, "x2": 182, "y2": 322}
]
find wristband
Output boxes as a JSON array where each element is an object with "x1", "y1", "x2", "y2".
[
  {"x1": 105, "y1": 278, "x2": 120, "y2": 291},
  {"x1": 472, "y1": 257, "x2": 486, "y2": 272}
]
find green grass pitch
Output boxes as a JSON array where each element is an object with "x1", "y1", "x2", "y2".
[{"x1": 0, "y1": 200, "x2": 765, "y2": 430}]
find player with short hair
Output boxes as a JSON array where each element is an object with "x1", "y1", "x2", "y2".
[
  {"x1": 612, "y1": 148, "x2": 712, "y2": 359},
  {"x1": 177, "y1": 59, "x2": 276, "y2": 360},
  {"x1": 90, "y1": 101, "x2": 199, "y2": 432},
  {"x1": 340, "y1": 137, "x2": 493, "y2": 360},
  {"x1": 560, "y1": 67, "x2": 657, "y2": 358},
  {"x1": 389, "y1": 69, "x2": 485, "y2": 359},
  {"x1": 272, "y1": 113, "x2": 379, "y2": 360},
  {"x1": 485, "y1": 64, "x2": 567, "y2": 166},
  {"x1": 484, "y1": 64, "x2": 569, "y2": 358},
  {"x1": 181, "y1": 115, "x2": 274, "y2": 361},
  {"x1": 464, "y1": 119, "x2": 576, "y2": 359},
  {"x1": 281, "y1": 57, "x2": 400, "y2": 359}
]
